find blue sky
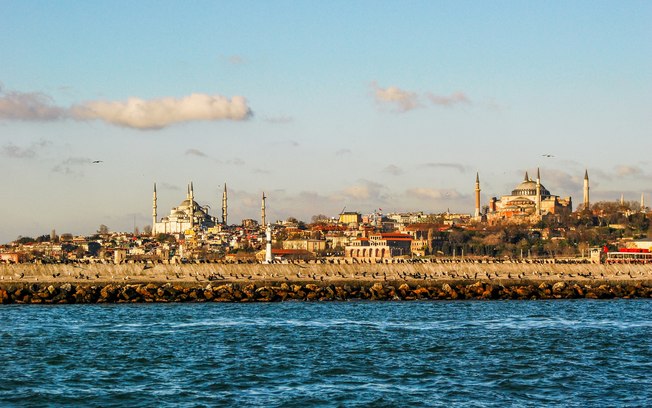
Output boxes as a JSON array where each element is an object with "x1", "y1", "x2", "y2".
[{"x1": 1, "y1": 1, "x2": 651, "y2": 242}]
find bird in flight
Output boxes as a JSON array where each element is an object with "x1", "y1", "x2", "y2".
[
  {"x1": 91, "y1": 160, "x2": 103, "y2": 164},
  {"x1": 541, "y1": 154, "x2": 554, "y2": 158}
]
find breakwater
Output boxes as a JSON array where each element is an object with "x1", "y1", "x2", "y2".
[
  {"x1": 1, "y1": 261, "x2": 651, "y2": 303},
  {"x1": 2, "y1": 260, "x2": 652, "y2": 284},
  {"x1": 1, "y1": 280, "x2": 651, "y2": 304}
]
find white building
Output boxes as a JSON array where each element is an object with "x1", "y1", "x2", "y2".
[{"x1": 152, "y1": 182, "x2": 218, "y2": 234}]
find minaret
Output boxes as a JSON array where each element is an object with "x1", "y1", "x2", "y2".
[
  {"x1": 641, "y1": 193, "x2": 645, "y2": 212},
  {"x1": 536, "y1": 168, "x2": 541, "y2": 216},
  {"x1": 474, "y1": 172, "x2": 481, "y2": 218},
  {"x1": 261, "y1": 192, "x2": 267, "y2": 227},
  {"x1": 189, "y1": 182, "x2": 195, "y2": 228},
  {"x1": 222, "y1": 183, "x2": 228, "y2": 225},
  {"x1": 264, "y1": 224, "x2": 273, "y2": 263},
  {"x1": 152, "y1": 183, "x2": 157, "y2": 234},
  {"x1": 583, "y1": 170, "x2": 590, "y2": 210},
  {"x1": 620, "y1": 193, "x2": 625, "y2": 206}
]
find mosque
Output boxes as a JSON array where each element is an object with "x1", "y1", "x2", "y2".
[
  {"x1": 151, "y1": 182, "x2": 269, "y2": 234},
  {"x1": 474, "y1": 169, "x2": 585, "y2": 223},
  {"x1": 152, "y1": 182, "x2": 225, "y2": 234}
]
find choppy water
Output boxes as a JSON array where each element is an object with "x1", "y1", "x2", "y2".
[{"x1": 1, "y1": 301, "x2": 651, "y2": 407}]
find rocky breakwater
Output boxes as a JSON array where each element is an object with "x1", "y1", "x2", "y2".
[{"x1": 1, "y1": 280, "x2": 651, "y2": 304}]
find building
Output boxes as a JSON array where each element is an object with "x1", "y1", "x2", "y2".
[
  {"x1": 339, "y1": 212, "x2": 362, "y2": 225},
  {"x1": 345, "y1": 232, "x2": 413, "y2": 259},
  {"x1": 152, "y1": 182, "x2": 218, "y2": 234},
  {"x1": 282, "y1": 239, "x2": 327, "y2": 254},
  {"x1": 483, "y1": 169, "x2": 573, "y2": 223}
]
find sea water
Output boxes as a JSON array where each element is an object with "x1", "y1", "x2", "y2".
[{"x1": 1, "y1": 300, "x2": 651, "y2": 407}]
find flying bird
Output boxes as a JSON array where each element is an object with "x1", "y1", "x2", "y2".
[
  {"x1": 541, "y1": 154, "x2": 554, "y2": 158},
  {"x1": 91, "y1": 160, "x2": 103, "y2": 164}
]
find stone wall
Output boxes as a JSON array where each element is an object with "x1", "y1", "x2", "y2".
[{"x1": 1, "y1": 280, "x2": 651, "y2": 304}]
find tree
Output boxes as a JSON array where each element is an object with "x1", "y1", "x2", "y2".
[
  {"x1": 98, "y1": 224, "x2": 109, "y2": 235},
  {"x1": 15, "y1": 236, "x2": 35, "y2": 245},
  {"x1": 87, "y1": 242, "x2": 102, "y2": 256},
  {"x1": 155, "y1": 233, "x2": 176, "y2": 244},
  {"x1": 311, "y1": 214, "x2": 329, "y2": 223},
  {"x1": 143, "y1": 225, "x2": 152, "y2": 235}
]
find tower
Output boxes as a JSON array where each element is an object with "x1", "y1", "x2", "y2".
[
  {"x1": 222, "y1": 183, "x2": 228, "y2": 225},
  {"x1": 265, "y1": 224, "x2": 273, "y2": 263},
  {"x1": 261, "y1": 192, "x2": 267, "y2": 227},
  {"x1": 583, "y1": 170, "x2": 590, "y2": 210},
  {"x1": 642, "y1": 193, "x2": 646, "y2": 212},
  {"x1": 535, "y1": 168, "x2": 541, "y2": 216},
  {"x1": 474, "y1": 172, "x2": 481, "y2": 218},
  {"x1": 152, "y1": 183, "x2": 157, "y2": 233},
  {"x1": 189, "y1": 182, "x2": 195, "y2": 228}
]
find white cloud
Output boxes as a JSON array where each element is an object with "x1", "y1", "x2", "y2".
[
  {"x1": 372, "y1": 82, "x2": 420, "y2": 112},
  {"x1": 0, "y1": 85, "x2": 253, "y2": 130},
  {"x1": 371, "y1": 82, "x2": 473, "y2": 113},
  {"x1": 72, "y1": 93, "x2": 252, "y2": 130}
]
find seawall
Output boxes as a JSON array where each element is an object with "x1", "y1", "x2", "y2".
[
  {"x1": 1, "y1": 280, "x2": 651, "y2": 304},
  {"x1": 0, "y1": 261, "x2": 651, "y2": 303},
  {"x1": 1, "y1": 260, "x2": 651, "y2": 284}
]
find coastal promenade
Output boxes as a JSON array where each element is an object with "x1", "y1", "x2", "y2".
[{"x1": 1, "y1": 259, "x2": 651, "y2": 303}]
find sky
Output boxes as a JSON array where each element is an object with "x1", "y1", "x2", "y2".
[{"x1": 1, "y1": 1, "x2": 651, "y2": 243}]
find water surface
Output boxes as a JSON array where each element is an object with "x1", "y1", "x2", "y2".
[{"x1": 1, "y1": 301, "x2": 651, "y2": 407}]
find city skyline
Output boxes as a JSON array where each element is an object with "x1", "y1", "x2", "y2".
[{"x1": 1, "y1": 1, "x2": 651, "y2": 243}]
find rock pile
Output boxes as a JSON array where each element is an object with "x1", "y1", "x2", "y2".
[{"x1": 0, "y1": 281, "x2": 651, "y2": 304}]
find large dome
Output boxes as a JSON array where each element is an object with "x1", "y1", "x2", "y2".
[{"x1": 511, "y1": 172, "x2": 550, "y2": 197}]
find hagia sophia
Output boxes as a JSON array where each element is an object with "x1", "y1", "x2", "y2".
[{"x1": 474, "y1": 168, "x2": 589, "y2": 224}]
